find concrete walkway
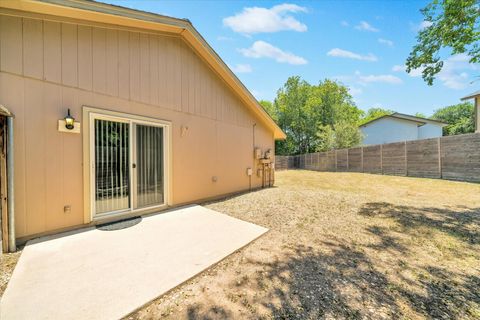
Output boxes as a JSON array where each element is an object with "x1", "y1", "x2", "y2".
[{"x1": 0, "y1": 205, "x2": 267, "y2": 320}]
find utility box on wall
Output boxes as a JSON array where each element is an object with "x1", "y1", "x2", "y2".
[{"x1": 254, "y1": 148, "x2": 262, "y2": 159}]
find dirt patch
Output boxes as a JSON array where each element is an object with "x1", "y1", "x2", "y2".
[
  {"x1": 0, "y1": 250, "x2": 21, "y2": 297},
  {"x1": 128, "y1": 171, "x2": 480, "y2": 320},
  {"x1": 2, "y1": 171, "x2": 480, "y2": 318}
]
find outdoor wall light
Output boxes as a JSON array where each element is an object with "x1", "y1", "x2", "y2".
[{"x1": 64, "y1": 109, "x2": 75, "y2": 130}]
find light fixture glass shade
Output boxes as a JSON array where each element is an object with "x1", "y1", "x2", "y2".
[{"x1": 65, "y1": 109, "x2": 75, "y2": 130}]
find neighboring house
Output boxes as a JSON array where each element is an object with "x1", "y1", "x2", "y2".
[
  {"x1": 360, "y1": 113, "x2": 447, "y2": 145},
  {"x1": 0, "y1": 0, "x2": 286, "y2": 248},
  {"x1": 461, "y1": 90, "x2": 480, "y2": 133}
]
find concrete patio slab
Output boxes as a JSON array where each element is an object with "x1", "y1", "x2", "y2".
[{"x1": 0, "y1": 205, "x2": 268, "y2": 320}]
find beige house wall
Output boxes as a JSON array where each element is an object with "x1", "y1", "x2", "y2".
[{"x1": 0, "y1": 11, "x2": 275, "y2": 238}]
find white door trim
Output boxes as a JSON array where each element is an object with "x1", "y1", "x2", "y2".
[{"x1": 82, "y1": 106, "x2": 172, "y2": 224}]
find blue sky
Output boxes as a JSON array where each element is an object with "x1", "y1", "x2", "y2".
[{"x1": 104, "y1": 0, "x2": 479, "y2": 116}]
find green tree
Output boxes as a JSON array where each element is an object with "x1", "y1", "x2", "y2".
[
  {"x1": 359, "y1": 108, "x2": 393, "y2": 125},
  {"x1": 431, "y1": 102, "x2": 475, "y2": 135},
  {"x1": 406, "y1": 0, "x2": 480, "y2": 85},
  {"x1": 274, "y1": 76, "x2": 312, "y2": 155},
  {"x1": 274, "y1": 76, "x2": 363, "y2": 155},
  {"x1": 259, "y1": 100, "x2": 277, "y2": 122},
  {"x1": 317, "y1": 121, "x2": 363, "y2": 151}
]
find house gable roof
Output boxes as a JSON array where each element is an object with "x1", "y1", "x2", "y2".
[
  {"x1": 360, "y1": 112, "x2": 448, "y2": 128},
  {"x1": 0, "y1": 0, "x2": 286, "y2": 139},
  {"x1": 461, "y1": 90, "x2": 480, "y2": 100}
]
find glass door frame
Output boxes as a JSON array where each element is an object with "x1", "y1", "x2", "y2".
[{"x1": 83, "y1": 106, "x2": 172, "y2": 223}]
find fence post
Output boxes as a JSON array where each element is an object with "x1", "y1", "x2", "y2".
[
  {"x1": 346, "y1": 149, "x2": 349, "y2": 171},
  {"x1": 335, "y1": 150, "x2": 338, "y2": 172},
  {"x1": 361, "y1": 147, "x2": 364, "y2": 173},
  {"x1": 404, "y1": 141, "x2": 408, "y2": 176},
  {"x1": 380, "y1": 144, "x2": 383, "y2": 175},
  {"x1": 438, "y1": 137, "x2": 442, "y2": 178}
]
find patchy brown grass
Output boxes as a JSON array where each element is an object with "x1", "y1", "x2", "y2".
[
  {"x1": 2, "y1": 171, "x2": 480, "y2": 319},
  {"x1": 129, "y1": 170, "x2": 480, "y2": 320}
]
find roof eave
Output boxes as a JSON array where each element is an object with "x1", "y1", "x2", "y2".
[
  {"x1": 0, "y1": 0, "x2": 286, "y2": 139},
  {"x1": 461, "y1": 93, "x2": 480, "y2": 101}
]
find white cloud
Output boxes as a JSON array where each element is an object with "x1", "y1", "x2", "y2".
[
  {"x1": 334, "y1": 71, "x2": 402, "y2": 86},
  {"x1": 391, "y1": 64, "x2": 405, "y2": 72},
  {"x1": 355, "y1": 21, "x2": 379, "y2": 32},
  {"x1": 359, "y1": 74, "x2": 403, "y2": 84},
  {"x1": 239, "y1": 41, "x2": 308, "y2": 65},
  {"x1": 410, "y1": 20, "x2": 433, "y2": 32},
  {"x1": 340, "y1": 20, "x2": 349, "y2": 27},
  {"x1": 392, "y1": 64, "x2": 424, "y2": 77},
  {"x1": 230, "y1": 64, "x2": 252, "y2": 73},
  {"x1": 437, "y1": 54, "x2": 478, "y2": 89},
  {"x1": 419, "y1": 20, "x2": 433, "y2": 29},
  {"x1": 217, "y1": 36, "x2": 234, "y2": 41},
  {"x1": 327, "y1": 48, "x2": 378, "y2": 62},
  {"x1": 392, "y1": 54, "x2": 479, "y2": 89},
  {"x1": 378, "y1": 38, "x2": 394, "y2": 47},
  {"x1": 349, "y1": 86, "x2": 362, "y2": 96},
  {"x1": 223, "y1": 3, "x2": 307, "y2": 34}
]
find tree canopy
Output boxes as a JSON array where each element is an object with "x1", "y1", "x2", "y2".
[
  {"x1": 271, "y1": 76, "x2": 363, "y2": 155},
  {"x1": 431, "y1": 102, "x2": 475, "y2": 135},
  {"x1": 406, "y1": 0, "x2": 480, "y2": 84}
]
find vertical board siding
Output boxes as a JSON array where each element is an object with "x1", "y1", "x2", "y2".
[
  {"x1": 129, "y1": 32, "x2": 140, "y2": 102},
  {"x1": 0, "y1": 15, "x2": 23, "y2": 74},
  {"x1": 105, "y1": 29, "x2": 119, "y2": 97},
  {"x1": 43, "y1": 83, "x2": 64, "y2": 230},
  {"x1": 61, "y1": 23, "x2": 78, "y2": 87},
  {"x1": 23, "y1": 18, "x2": 43, "y2": 79},
  {"x1": 92, "y1": 27, "x2": 107, "y2": 94},
  {"x1": 24, "y1": 79, "x2": 46, "y2": 234},
  {"x1": 149, "y1": 35, "x2": 159, "y2": 106},
  {"x1": 117, "y1": 30, "x2": 130, "y2": 100},
  {"x1": 157, "y1": 36, "x2": 167, "y2": 108},
  {"x1": 1, "y1": 17, "x2": 254, "y2": 128},
  {"x1": 43, "y1": 21, "x2": 62, "y2": 83},
  {"x1": 1, "y1": 14, "x2": 277, "y2": 238},
  {"x1": 139, "y1": 33, "x2": 150, "y2": 104},
  {"x1": 77, "y1": 25, "x2": 93, "y2": 91}
]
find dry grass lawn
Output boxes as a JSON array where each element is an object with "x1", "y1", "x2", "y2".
[
  {"x1": 2, "y1": 170, "x2": 480, "y2": 319},
  {"x1": 130, "y1": 170, "x2": 480, "y2": 320}
]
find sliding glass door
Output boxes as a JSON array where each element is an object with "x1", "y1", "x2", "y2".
[
  {"x1": 94, "y1": 119, "x2": 130, "y2": 214},
  {"x1": 92, "y1": 115, "x2": 167, "y2": 218},
  {"x1": 134, "y1": 124, "x2": 164, "y2": 208}
]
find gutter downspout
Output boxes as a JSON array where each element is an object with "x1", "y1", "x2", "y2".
[{"x1": 7, "y1": 116, "x2": 15, "y2": 252}]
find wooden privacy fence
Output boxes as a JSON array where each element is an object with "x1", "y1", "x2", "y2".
[{"x1": 275, "y1": 133, "x2": 480, "y2": 183}]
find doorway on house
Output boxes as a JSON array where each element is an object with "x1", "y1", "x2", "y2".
[{"x1": 91, "y1": 114, "x2": 167, "y2": 219}]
